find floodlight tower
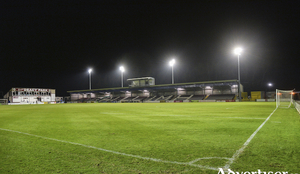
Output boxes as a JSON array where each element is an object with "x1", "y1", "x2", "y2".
[
  {"x1": 119, "y1": 66, "x2": 125, "y2": 87},
  {"x1": 266, "y1": 83, "x2": 273, "y2": 99},
  {"x1": 268, "y1": 83, "x2": 272, "y2": 87},
  {"x1": 169, "y1": 59, "x2": 175, "y2": 84},
  {"x1": 234, "y1": 48, "x2": 242, "y2": 101},
  {"x1": 88, "y1": 68, "x2": 92, "y2": 90}
]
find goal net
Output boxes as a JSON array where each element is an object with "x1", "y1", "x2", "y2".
[
  {"x1": 0, "y1": 99, "x2": 8, "y2": 105},
  {"x1": 276, "y1": 89, "x2": 293, "y2": 108}
]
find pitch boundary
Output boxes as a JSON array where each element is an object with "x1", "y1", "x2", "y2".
[{"x1": 0, "y1": 107, "x2": 278, "y2": 171}]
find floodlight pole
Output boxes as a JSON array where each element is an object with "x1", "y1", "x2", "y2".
[
  {"x1": 89, "y1": 73, "x2": 91, "y2": 90},
  {"x1": 237, "y1": 54, "x2": 241, "y2": 101},
  {"x1": 121, "y1": 71, "x2": 123, "y2": 88},
  {"x1": 89, "y1": 70, "x2": 92, "y2": 90},
  {"x1": 119, "y1": 66, "x2": 125, "y2": 87},
  {"x1": 169, "y1": 59, "x2": 175, "y2": 84},
  {"x1": 172, "y1": 65, "x2": 174, "y2": 84}
]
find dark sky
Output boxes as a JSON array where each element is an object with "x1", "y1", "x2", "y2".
[{"x1": 1, "y1": 1, "x2": 300, "y2": 96}]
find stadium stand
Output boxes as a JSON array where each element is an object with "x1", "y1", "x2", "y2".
[
  {"x1": 162, "y1": 95, "x2": 174, "y2": 101},
  {"x1": 205, "y1": 94, "x2": 235, "y2": 100},
  {"x1": 132, "y1": 96, "x2": 148, "y2": 102},
  {"x1": 68, "y1": 80, "x2": 241, "y2": 103},
  {"x1": 175, "y1": 95, "x2": 192, "y2": 101},
  {"x1": 111, "y1": 97, "x2": 125, "y2": 102},
  {"x1": 151, "y1": 96, "x2": 162, "y2": 101},
  {"x1": 77, "y1": 98, "x2": 90, "y2": 103},
  {"x1": 121, "y1": 97, "x2": 136, "y2": 102},
  {"x1": 189, "y1": 95, "x2": 205, "y2": 100},
  {"x1": 98, "y1": 98, "x2": 110, "y2": 102},
  {"x1": 96, "y1": 96, "x2": 110, "y2": 102},
  {"x1": 157, "y1": 96, "x2": 165, "y2": 101},
  {"x1": 103, "y1": 96, "x2": 118, "y2": 102},
  {"x1": 146, "y1": 96, "x2": 157, "y2": 101}
]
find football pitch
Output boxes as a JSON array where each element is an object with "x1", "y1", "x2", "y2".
[{"x1": 0, "y1": 102, "x2": 299, "y2": 173}]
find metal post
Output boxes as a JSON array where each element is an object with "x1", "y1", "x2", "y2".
[
  {"x1": 238, "y1": 54, "x2": 241, "y2": 101},
  {"x1": 89, "y1": 72, "x2": 91, "y2": 90},
  {"x1": 172, "y1": 66, "x2": 174, "y2": 84},
  {"x1": 276, "y1": 89, "x2": 278, "y2": 108},
  {"x1": 121, "y1": 71, "x2": 123, "y2": 87}
]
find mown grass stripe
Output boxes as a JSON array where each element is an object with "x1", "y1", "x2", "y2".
[
  {"x1": 0, "y1": 127, "x2": 219, "y2": 171},
  {"x1": 223, "y1": 107, "x2": 278, "y2": 170}
]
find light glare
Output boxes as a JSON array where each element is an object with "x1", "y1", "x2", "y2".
[
  {"x1": 119, "y1": 66, "x2": 125, "y2": 72},
  {"x1": 234, "y1": 48, "x2": 242, "y2": 55},
  {"x1": 88, "y1": 69, "x2": 92, "y2": 73},
  {"x1": 169, "y1": 59, "x2": 175, "y2": 66},
  {"x1": 268, "y1": 83, "x2": 272, "y2": 87}
]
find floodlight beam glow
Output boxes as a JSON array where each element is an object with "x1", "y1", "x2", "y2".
[
  {"x1": 234, "y1": 48, "x2": 242, "y2": 55},
  {"x1": 169, "y1": 59, "x2": 175, "y2": 66},
  {"x1": 88, "y1": 68, "x2": 92, "y2": 74},
  {"x1": 119, "y1": 66, "x2": 125, "y2": 72}
]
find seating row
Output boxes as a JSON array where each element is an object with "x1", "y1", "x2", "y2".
[{"x1": 77, "y1": 94, "x2": 235, "y2": 102}]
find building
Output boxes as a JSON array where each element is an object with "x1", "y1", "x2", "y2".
[
  {"x1": 55, "y1": 96, "x2": 64, "y2": 103},
  {"x1": 4, "y1": 88, "x2": 56, "y2": 104},
  {"x1": 68, "y1": 78, "x2": 243, "y2": 103},
  {"x1": 127, "y1": 77, "x2": 155, "y2": 87}
]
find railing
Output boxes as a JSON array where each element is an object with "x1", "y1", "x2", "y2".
[{"x1": 293, "y1": 100, "x2": 300, "y2": 114}]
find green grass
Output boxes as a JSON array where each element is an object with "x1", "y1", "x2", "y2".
[{"x1": 0, "y1": 102, "x2": 299, "y2": 173}]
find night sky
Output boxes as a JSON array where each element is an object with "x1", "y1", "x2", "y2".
[{"x1": 1, "y1": 1, "x2": 300, "y2": 97}]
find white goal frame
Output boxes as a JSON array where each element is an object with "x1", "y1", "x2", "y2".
[
  {"x1": 0, "y1": 99, "x2": 8, "y2": 105},
  {"x1": 276, "y1": 89, "x2": 293, "y2": 108}
]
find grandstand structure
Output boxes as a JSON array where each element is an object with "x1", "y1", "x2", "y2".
[
  {"x1": 4, "y1": 88, "x2": 56, "y2": 104},
  {"x1": 68, "y1": 78, "x2": 242, "y2": 103}
]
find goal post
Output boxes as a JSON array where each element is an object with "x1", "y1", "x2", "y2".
[
  {"x1": 276, "y1": 89, "x2": 293, "y2": 108},
  {"x1": 0, "y1": 99, "x2": 8, "y2": 105}
]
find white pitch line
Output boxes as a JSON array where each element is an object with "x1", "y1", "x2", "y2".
[
  {"x1": 0, "y1": 128, "x2": 218, "y2": 171},
  {"x1": 223, "y1": 107, "x2": 278, "y2": 170}
]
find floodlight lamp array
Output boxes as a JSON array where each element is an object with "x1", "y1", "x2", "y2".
[
  {"x1": 119, "y1": 66, "x2": 125, "y2": 72},
  {"x1": 234, "y1": 48, "x2": 242, "y2": 55},
  {"x1": 169, "y1": 59, "x2": 175, "y2": 66}
]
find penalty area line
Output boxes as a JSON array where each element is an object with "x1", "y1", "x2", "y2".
[
  {"x1": 223, "y1": 107, "x2": 278, "y2": 170},
  {"x1": 0, "y1": 128, "x2": 218, "y2": 171}
]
